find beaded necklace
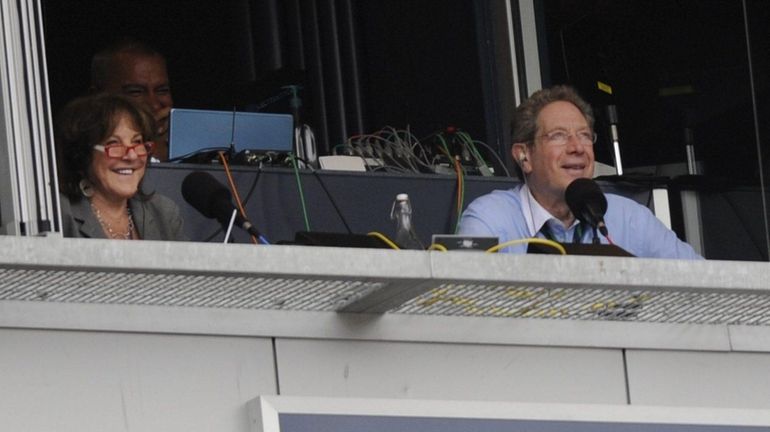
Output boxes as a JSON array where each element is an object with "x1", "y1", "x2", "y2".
[{"x1": 90, "y1": 201, "x2": 134, "y2": 240}]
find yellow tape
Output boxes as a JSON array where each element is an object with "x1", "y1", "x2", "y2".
[{"x1": 597, "y1": 81, "x2": 613, "y2": 95}]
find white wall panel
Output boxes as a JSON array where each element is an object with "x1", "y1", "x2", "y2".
[
  {"x1": 0, "y1": 329, "x2": 277, "y2": 432},
  {"x1": 276, "y1": 338, "x2": 626, "y2": 404},
  {"x1": 626, "y1": 350, "x2": 770, "y2": 408}
]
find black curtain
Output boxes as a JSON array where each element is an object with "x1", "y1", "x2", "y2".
[{"x1": 249, "y1": 0, "x2": 365, "y2": 154}]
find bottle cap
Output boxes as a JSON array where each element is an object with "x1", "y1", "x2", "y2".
[{"x1": 396, "y1": 193, "x2": 409, "y2": 201}]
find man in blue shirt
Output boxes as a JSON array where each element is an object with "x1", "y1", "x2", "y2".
[{"x1": 459, "y1": 85, "x2": 702, "y2": 259}]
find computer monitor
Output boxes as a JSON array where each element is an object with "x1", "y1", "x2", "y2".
[{"x1": 168, "y1": 108, "x2": 294, "y2": 161}]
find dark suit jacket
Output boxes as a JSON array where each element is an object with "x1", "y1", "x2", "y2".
[{"x1": 60, "y1": 193, "x2": 188, "y2": 241}]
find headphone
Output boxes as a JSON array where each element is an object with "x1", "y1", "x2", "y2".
[{"x1": 518, "y1": 153, "x2": 528, "y2": 163}]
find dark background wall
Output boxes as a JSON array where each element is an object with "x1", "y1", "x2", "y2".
[
  {"x1": 540, "y1": 0, "x2": 770, "y2": 185},
  {"x1": 42, "y1": 0, "x2": 770, "y2": 183},
  {"x1": 42, "y1": 0, "x2": 489, "y2": 158}
]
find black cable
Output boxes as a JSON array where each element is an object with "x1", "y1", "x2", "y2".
[
  {"x1": 202, "y1": 168, "x2": 264, "y2": 242},
  {"x1": 286, "y1": 154, "x2": 353, "y2": 233},
  {"x1": 202, "y1": 225, "x2": 223, "y2": 242},
  {"x1": 645, "y1": 188, "x2": 654, "y2": 210},
  {"x1": 241, "y1": 167, "x2": 263, "y2": 206},
  {"x1": 310, "y1": 170, "x2": 354, "y2": 234},
  {"x1": 166, "y1": 146, "x2": 229, "y2": 163},
  {"x1": 721, "y1": 191, "x2": 768, "y2": 260}
]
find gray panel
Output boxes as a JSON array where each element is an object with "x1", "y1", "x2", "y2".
[
  {"x1": 729, "y1": 324, "x2": 770, "y2": 352},
  {"x1": 142, "y1": 164, "x2": 656, "y2": 245},
  {"x1": 252, "y1": 395, "x2": 770, "y2": 432},
  {"x1": 275, "y1": 338, "x2": 627, "y2": 404},
  {"x1": 0, "y1": 328, "x2": 277, "y2": 432},
  {"x1": 0, "y1": 301, "x2": 732, "y2": 352},
  {"x1": 626, "y1": 350, "x2": 770, "y2": 409},
  {"x1": 278, "y1": 414, "x2": 766, "y2": 432}
]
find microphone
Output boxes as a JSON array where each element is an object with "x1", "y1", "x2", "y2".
[
  {"x1": 565, "y1": 178, "x2": 609, "y2": 241},
  {"x1": 181, "y1": 171, "x2": 263, "y2": 238}
]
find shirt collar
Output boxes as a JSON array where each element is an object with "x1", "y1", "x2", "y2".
[{"x1": 518, "y1": 184, "x2": 579, "y2": 237}]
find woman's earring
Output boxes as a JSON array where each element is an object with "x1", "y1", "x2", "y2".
[{"x1": 78, "y1": 179, "x2": 94, "y2": 198}]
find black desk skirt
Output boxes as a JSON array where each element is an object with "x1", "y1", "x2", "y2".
[{"x1": 144, "y1": 164, "x2": 655, "y2": 246}]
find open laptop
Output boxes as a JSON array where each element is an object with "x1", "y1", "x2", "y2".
[{"x1": 168, "y1": 108, "x2": 294, "y2": 161}]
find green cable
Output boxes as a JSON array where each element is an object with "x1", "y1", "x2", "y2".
[
  {"x1": 290, "y1": 153, "x2": 311, "y2": 231},
  {"x1": 436, "y1": 133, "x2": 466, "y2": 234},
  {"x1": 435, "y1": 133, "x2": 451, "y2": 157},
  {"x1": 455, "y1": 165, "x2": 465, "y2": 234},
  {"x1": 458, "y1": 131, "x2": 487, "y2": 165}
]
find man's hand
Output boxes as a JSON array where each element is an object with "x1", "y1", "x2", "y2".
[{"x1": 155, "y1": 106, "x2": 172, "y2": 138}]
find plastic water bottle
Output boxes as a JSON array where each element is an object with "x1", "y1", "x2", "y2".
[{"x1": 391, "y1": 193, "x2": 424, "y2": 250}]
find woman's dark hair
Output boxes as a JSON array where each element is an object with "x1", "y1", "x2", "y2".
[{"x1": 55, "y1": 93, "x2": 156, "y2": 200}]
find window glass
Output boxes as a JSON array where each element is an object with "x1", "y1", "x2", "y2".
[
  {"x1": 540, "y1": 0, "x2": 763, "y2": 181},
  {"x1": 539, "y1": 0, "x2": 770, "y2": 260}
]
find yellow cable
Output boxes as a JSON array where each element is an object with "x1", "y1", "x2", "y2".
[
  {"x1": 485, "y1": 238, "x2": 566, "y2": 255},
  {"x1": 367, "y1": 231, "x2": 401, "y2": 250},
  {"x1": 427, "y1": 243, "x2": 448, "y2": 252}
]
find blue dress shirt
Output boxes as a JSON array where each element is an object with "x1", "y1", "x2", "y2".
[{"x1": 458, "y1": 184, "x2": 703, "y2": 259}]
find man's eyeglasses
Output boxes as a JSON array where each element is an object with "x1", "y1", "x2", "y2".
[
  {"x1": 538, "y1": 130, "x2": 597, "y2": 146},
  {"x1": 93, "y1": 142, "x2": 153, "y2": 158}
]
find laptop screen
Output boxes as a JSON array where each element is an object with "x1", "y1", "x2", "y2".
[{"x1": 168, "y1": 108, "x2": 294, "y2": 160}]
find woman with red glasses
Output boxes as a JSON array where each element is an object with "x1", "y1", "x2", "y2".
[{"x1": 56, "y1": 93, "x2": 186, "y2": 240}]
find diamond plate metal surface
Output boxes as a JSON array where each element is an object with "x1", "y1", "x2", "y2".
[
  {"x1": 1, "y1": 236, "x2": 769, "y2": 327},
  {"x1": 2, "y1": 266, "x2": 770, "y2": 325},
  {"x1": 393, "y1": 283, "x2": 770, "y2": 325},
  {"x1": 0, "y1": 268, "x2": 385, "y2": 312}
]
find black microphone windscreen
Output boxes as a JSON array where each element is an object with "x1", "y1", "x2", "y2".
[
  {"x1": 565, "y1": 178, "x2": 607, "y2": 227},
  {"x1": 181, "y1": 171, "x2": 233, "y2": 220}
]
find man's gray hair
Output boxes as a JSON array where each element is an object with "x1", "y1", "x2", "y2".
[{"x1": 511, "y1": 84, "x2": 594, "y2": 146}]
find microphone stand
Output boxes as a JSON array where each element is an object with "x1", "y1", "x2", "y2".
[
  {"x1": 252, "y1": 85, "x2": 313, "y2": 168},
  {"x1": 607, "y1": 105, "x2": 623, "y2": 175},
  {"x1": 283, "y1": 84, "x2": 302, "y2": 128},
  {"x1": 228, "y1": 105, "x2": 237, "y2": 161},
  {"x1": 283, "y1": 85, "x2": 307, "y2": 168},
  {"x1": 222, "y1": 209, "x2": 238, "y2": 244},
  {"x1": 591, "y1": 226, "x2": 600, "y2": 244}
]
